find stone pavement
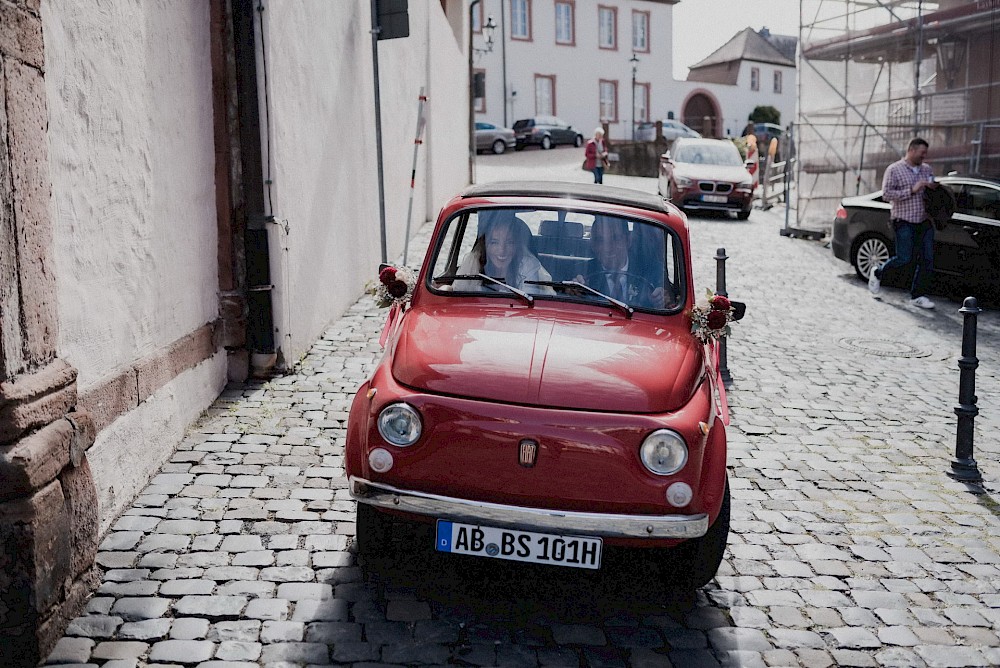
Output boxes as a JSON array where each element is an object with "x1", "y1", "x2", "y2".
[{"x1": 45, "y1": 150, "x2": 1000, "y2": 667}]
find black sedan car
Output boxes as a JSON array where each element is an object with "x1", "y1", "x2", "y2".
[
  {"x1": 513, "y1": 116, "x2": 584, "y2": 150},
  {"x1": 831, "y1": 175, "x2": 1000, "y2": 300}
]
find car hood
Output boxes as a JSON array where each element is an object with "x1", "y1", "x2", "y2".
[
  {"x1": 391, "y1": 305, "x2": 704, "y2": 413},
  {"x1": 674, "y1": 163, "x2": 751, "y2": 183}
]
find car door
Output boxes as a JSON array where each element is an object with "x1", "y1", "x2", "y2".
[{"x1": 933, "y1": 181, "x2": 1000, "y2": 282}]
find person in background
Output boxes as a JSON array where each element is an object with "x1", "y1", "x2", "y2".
[
  {"x1": 868, "y1": 137, "x2": 940, "y2": 309},
  {"x1": 584, "y1": 128, "x2": 609, "y2": 184}
]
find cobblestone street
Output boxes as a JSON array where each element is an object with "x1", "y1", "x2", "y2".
[{"x1": 45, "y1": 148, "x2": 1000, "y2": 667}]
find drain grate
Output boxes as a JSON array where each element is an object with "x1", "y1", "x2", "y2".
[{"x1": 837, "y1": 337, "x2": 932, "y2": 358}]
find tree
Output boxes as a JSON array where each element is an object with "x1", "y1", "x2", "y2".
[{"x1": 749, "y1": 106, "x2": 780, "y2": 125}]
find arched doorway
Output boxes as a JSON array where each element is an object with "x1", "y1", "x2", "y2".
[{"x1": 683, "y1": 92, "x2": 720, "y2": 138}]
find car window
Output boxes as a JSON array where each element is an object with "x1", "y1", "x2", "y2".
[
  {"x1": 513, "y1": 119, "x2": 533, "y2": 130},
  {"x1": 475, "y1": 123, "x2": 491, "y2": 130},
  {"x1": 673, "y1": 143, "x2": 743, "y2": 166},
  {"x1": 429, "y1": 207, "x2": 684, "y2": 312},
  {"x1": 957, "y1": 184, "x2": 1000, "y2": 220}
]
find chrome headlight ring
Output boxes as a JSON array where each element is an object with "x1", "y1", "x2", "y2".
[
  {"x1": 639, "y1": 429, "x2": 688, "y2": 476},
  {"x1": 377, "y1": 403, "x2": 422, "y2": 447}
]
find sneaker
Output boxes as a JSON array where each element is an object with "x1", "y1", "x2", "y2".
[
  {"x1": 867, "y1": 265, "x2": 881, "y2": 295},
  {"x1": 910, "y1": 296, "x2": 936, "y2": 309}
]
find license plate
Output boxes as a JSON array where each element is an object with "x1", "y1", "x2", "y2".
[
  {"x1": 435, "y1": 520, "x2": 602, "y2": 569},
  {"x1": 702, "y1": 194, "x2": 728, "y2": 203}
]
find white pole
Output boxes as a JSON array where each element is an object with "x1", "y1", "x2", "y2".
[{"x1": 402, "y1": 87, "x2": 428, "y2": 266}]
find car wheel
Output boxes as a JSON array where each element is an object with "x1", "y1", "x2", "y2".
[
  {"x1": 737, "y1": 205, "x2": 751, "y2": 220},
  {"x1": 852, "y1": 233, "x2": 892, "y2": 281},
  {"x1": 491, "y1": 139, "x2": 506, "y2": 155},
  {"x1": 514, "y1": 144, "x2": 524, "y2": 151},
  {"x1": 574, "y1": 134, "x2": 583, "y2": 148},
  {"x1": 659, "y1": 478, "x2": 730, "y2": 590},
  {"x1": 541, "y1": 136, "x2": 552, "y2": 150},
  {"x1": 355, "y1": 502, "x2": 391, "y2": 560}
]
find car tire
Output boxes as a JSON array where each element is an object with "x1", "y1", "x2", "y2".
[
  {"x1": 514, "y1": 144, "x2": 525, "y2": 152},
  {"x1": 491, "y1": 139, "x2": 506, "y2": 155},
  {"x1": 659, "y1": 478, "x2": 730, "y2": 591},
  {"x1": 355, "y1": 502, "x2": 391, "y2": 561},
  {"x1": 541, "y1": 136, "x2": 552, "y2": 150},
  {"x1": 737, "y1": 205, "x2": 751, "y2": 220},
  {"x1": 574, "y1": 134, "x2": 583, "y2": 148},
  {"x1": 852, "y1": 233, "x2": 892, "y2": 281}
]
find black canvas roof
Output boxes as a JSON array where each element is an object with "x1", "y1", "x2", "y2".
[{"x1": 461, "y1": 181, "x2": 672, "y2": 216}]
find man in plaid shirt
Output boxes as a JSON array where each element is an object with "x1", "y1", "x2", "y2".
[{"x1": 868, "y1": 137, "x2": 940, "y2": 309}]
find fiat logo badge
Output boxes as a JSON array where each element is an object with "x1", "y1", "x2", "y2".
[{"x1": 518, "y1": 439, "x2": 538, "y2": 468}]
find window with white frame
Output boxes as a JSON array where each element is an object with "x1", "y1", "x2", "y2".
[
  {"x1": 598, "y1": 6, "x2": 616, "y2": 49},
  {"x1": 635, "y1": 83, "x2": 650, "y2": 123},
  {"x1": 512, "y1": 0, "x2": 531, "y2": 40},
  {"x1": 750, "y1": 67, "x2": 760, "y2": 91},
  {"x1": 555, "y1": 2, "x2": 574, "y2": 44},
  {"x1": 773, "y1": 70, "x2": 782, "y2": 93},
  {"x1": 535, "y1": 75, "x2": 555, "y2": 115},
  {"x1": 599, "y1": 79, "x2": 618, "y2": 121},
  {"x1": 632, "y1": 11, "x2": 649, "y2": 53}
]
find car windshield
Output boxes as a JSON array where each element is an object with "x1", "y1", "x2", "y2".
[
  {"x1": 428, "y1": 207, "x2": 685, "y2": 313},
  {"x1": 674, "y1": 143, "x2": 743, "y2": 166},
  {"x1": 513, "y1": 120, "x2": 534, "y2": 130}
]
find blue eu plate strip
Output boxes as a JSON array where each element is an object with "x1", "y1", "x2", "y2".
[{"x1": 436, "y1": 521, "x2": 453, "y2": 552}]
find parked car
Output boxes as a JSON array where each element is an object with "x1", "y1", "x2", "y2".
[
  {"x1": 831, "y1": 175, "x2": 1000, "y2": 301},
  {"x1": 658, "y1": 138, "x2": 755, "y2": 219},
  {"x1": 636, "y1": 119, "x2": 702, "y2": 142},
  {"x1": 512, "y1": 116, "x2": 584, "y2": 150},
  {"x1": 347, "y1": 181, "x2": 744, "y2": 589},
  {"x1": 475, "y1": 122, "x2": 516, "y2": 155}
]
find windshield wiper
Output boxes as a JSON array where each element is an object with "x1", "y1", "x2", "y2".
[
  {"x1": 436, "y1": 273, "x2": 534, "y2": 306},
  {"x1": 525, "y1": 280, "x2": 633, "y2": 318}
]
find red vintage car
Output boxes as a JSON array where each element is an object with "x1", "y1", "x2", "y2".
[{"x1": 347, "y1": 182, "x2": 742, "y2": 589}]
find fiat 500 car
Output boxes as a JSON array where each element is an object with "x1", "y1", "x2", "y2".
[{"x1": 347, "y1": 182, "x2": 741, "y2": 589}]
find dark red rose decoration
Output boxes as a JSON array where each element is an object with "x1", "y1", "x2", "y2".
[
  {"x1": 690, "y1": 290, "x2": 737, "y2": 343},
  {"x1": 372, "y1": 265, "x2": 415, "y2": 307}
]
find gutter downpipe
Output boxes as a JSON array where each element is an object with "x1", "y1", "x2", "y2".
[
  {"x1": 501, "y1": 0, "x2": 508, "y2": 128},
  {"x1": 233, "y1": 0, "x2": 277, "y2": 374},
  {"x1": 370, "y1": 0, "x2": 388, "y2": 263}
]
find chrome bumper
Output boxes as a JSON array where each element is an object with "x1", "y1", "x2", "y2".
[{"x1": 349, "y1": 477, "x2": 708, "y2": 539}]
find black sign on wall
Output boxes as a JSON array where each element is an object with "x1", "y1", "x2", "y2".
[{"x1": 376, "y1": 0, "x2": 409, "y2": 40}]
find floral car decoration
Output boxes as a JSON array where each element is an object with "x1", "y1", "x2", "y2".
[
  {"x1": 372, "y1": 265, "x2": 416, "y2": 308},
  {"x1": 690, "y1": 290, "x2": 737, "y2": 344},
  {"x1": 346, "y1": 181, "x2": 746, "y2": 589}
]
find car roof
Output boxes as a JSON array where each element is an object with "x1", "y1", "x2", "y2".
[
  {"x1": 940, "y1": 174, "x2": 1000, "y2": 187},
  {"x1": 460, "y1": 181, "x2": 672, "y2": 216},
  {"x1": 674, "y1": 137, "x2": 735, "y2": 146}
]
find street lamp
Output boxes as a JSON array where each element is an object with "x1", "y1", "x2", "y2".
[
  {"x1": 473, "y1": 14, "x2": 497, "y2": 58},
  {"x1": 629, "y1": 53, "x2": 640, "y2": 141}
]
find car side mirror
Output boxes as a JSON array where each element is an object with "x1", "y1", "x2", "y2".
[
  {"x1": 662, "y1": 151, "x2": 672, "y2": 162},
  {"x1": 730, "y1": 301, "x2": 747, "y2": 321}
]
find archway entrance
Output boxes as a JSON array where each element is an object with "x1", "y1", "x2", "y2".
[{"x1": 683, "y1": 93, "x2": 719, "y2": 138}]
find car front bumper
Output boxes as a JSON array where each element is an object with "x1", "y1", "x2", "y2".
[{"x1": 349, "y1": 476, "x2": 709, "y2": 539}]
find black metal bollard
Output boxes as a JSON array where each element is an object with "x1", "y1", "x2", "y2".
[
  {"x1": 948, "y1": 296, "x2": 983, "y2": 484},
  {"x1": 715, "y1": 248, "x2": 731, "y2": 383}
]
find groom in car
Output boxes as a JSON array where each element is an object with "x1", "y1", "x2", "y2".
[{"x1": 575, "y1": 217, "x2": 667, "y2": 309}]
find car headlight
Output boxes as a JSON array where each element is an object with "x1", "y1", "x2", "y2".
[
  {"x1": 639, "y1": 429, "x2": 688, "y2": 475},
  {"x1": 736, "y1": 180, "x2": 753, "y2": 192},
  {"x1": 675, "y1": 176, "x2": 692, "y2": 187},
  {"x1": 377, "y1": 403, "x2": 422, "y2": 446}
]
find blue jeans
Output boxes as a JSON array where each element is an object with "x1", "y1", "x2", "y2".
[
  {"x1": 877, "y1": 219, "x2": 934, "y2": 298},
  {"x1": 592, "y1": 167, "x2": 604, "y2": 184}
]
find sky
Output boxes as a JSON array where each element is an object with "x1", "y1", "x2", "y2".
[{"x1": 672, "y1": 0, "x2": 801, "y2": 80}]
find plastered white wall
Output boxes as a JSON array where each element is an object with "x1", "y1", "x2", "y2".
[
  {"x1": 262, "y1": 0, "x2": 469, "y2": 363},
  {"x1": 44, "y1": 1, "x2": 219, "y2": 388},
  {"x1": 43, "y1": 2, "x2": 223, "y2": 522}
]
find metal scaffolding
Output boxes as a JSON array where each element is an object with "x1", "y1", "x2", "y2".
[{"x1": 795, "y1": 0, "x2": 1000, "y2": 232}]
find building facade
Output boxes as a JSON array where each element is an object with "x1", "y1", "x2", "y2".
[
  {"x1": 0, "y1": 0, "x2": 469, "y2": 663},
  {"x1": 471, "y1": 0, "x2": 795, "y2": 141}
]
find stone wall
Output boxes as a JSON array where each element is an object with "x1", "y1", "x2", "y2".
[{"x1": 0, "y1": 1, "x2": 98, "y2": 665}]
